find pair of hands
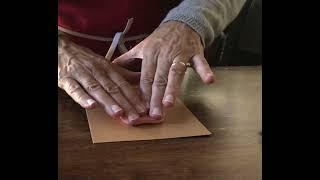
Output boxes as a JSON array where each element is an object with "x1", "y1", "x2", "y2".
[{"x1": 58, "y1": 21, "x2": 215, "y2": 125}]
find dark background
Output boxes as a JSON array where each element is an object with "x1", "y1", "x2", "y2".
[{"x1": 206, "y1": 0, "x2": 262, "y2": 66}]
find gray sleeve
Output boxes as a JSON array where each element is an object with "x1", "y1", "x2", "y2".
[{"x1": 161, "y1": 0, "x2": 247, "y2": 48}]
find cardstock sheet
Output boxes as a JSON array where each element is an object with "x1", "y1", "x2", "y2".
[{"x1": 86, "y1": 99, "x2": 211, "y2": 143}]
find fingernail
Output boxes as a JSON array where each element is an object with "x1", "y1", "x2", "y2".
[
  {"x1": 206, "y1": 73, "x2": 215, "y2": 83},
  {"x1": 111, "y1": 105, "x2": 122, "y2": 113},
  {"x1": 87, "y1": 99, "x2": 96, "y2": 106},
  {"x1": 128, "y1": 112, "x2": 139, "y2": 122},
  {"x1": 136, "y1": 104, "x2": 146, "y2": 114},
  {"x1": 151, "y1": 107, "x2": 162, "y2": 116},
  {"x1": 164, "y1": 95, "x2": 174, "y2": 103}
]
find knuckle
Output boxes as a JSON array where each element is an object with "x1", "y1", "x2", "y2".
[
  {"x1": 59, "y1": 78, "x2": 77, "y2": 91},
  {"x1": 99, "y1": 60, "x2": 113, "y2": 72},
  {"x1": 118, "y1": 81, "x2": 130, "y2": 88},
  {"x1": 82, "y1": 61, "x2": 98, "y2": 73},
  {"x1": 102, "y1": 82, "x2": 120, "y2": 94},
  {"x1": 64, "y1": 81, "x2": 88, "y2": 102},
  {"x1": 90, "y1": 66, "x2": 107, "y2": 80},
  {"x1": 154, "y1": 75, "x2": 168, "y2": 87},
  {"x1": 67, "y1": 83, "x2": 82, "y2": 95},
  {"x1": 170, "y1": 64, "x2": 186, "y2": 75},
  {"x1": 58, "y1": 78, "x2": 66, "y2": 88},
  {"x1": 141, "y1": 76, "x2": 154, "y2": 85},
  {"x1": 65, "y1": 57, "x2": 79, "y2": 74},
  {"x1": 85, "y1": 82, "x2": 102, "y2": 92}
]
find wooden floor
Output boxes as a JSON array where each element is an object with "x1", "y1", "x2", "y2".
[{"x1": 58, "y1": 66, "x2": 262, "y2": 180}]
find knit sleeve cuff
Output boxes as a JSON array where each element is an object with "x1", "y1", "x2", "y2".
[{"x1": 161, "y1": 8, "x2": 215, "y2": 48}]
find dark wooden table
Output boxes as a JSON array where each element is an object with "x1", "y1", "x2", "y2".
[{"x1": 58, "y1": 66, "x2": 262, "y2": 180}]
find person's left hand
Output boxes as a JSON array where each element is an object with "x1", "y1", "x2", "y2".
[{"x1": 113, "y1": 21, "x2": 215, "y2": 120}]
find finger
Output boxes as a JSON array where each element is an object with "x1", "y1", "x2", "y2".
[
  {"x1": 59, "y1": 77, "x2": 97, "y2": 109},
  {"x1": 122, "y1": 116, "x2": 164, "y2": 126},
  {"x1": 162, "y1": 58, "x2": 188, "y2": 107},
  {"x1": 92, "y1": 69, "x2": 141, "y2": 122},
  {"x1": 149, "y1": 54, "x2": 171, "y2": 119},
  {"x1": 139, "y1": 50, "x2": 158, "y2": 110},
  {"x1": 101, "y1": 62, "x2": 147, "y2": 117},
  {"x1": 127, "y1": 108, "x2": 168, "y2": 126},
  {"x1": 73, "y1": 70, "x2": 124, "y2": 118},
  {"x1": 113, "y1": 65, "x2": 141, "y2": 84},
  {"x1": 191, "y1": 54, "x2": 215, "y2": 84}
]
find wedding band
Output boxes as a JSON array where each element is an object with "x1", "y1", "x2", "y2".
[
  {"x1": 171, "y1": 61, "x2": 192, "y2": 68},
  {"x1": 186, "y1": 62, "x2": 192, "y2": 68}
]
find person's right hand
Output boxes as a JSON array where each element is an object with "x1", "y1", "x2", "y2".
[{"x1": 58, "y1": 35, "x2": 147, "y2": 123}]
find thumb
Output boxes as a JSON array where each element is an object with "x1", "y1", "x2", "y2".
[{"x1": 112, "y1": 44, "x2": 142, "y2": 66}]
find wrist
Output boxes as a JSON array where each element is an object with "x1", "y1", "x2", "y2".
[{"x1": 160, "y1": 20, "x2": 203, "y2": 47}]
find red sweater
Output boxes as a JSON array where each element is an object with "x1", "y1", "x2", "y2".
[{"x1": 58, "y1": 0, "x2": 181, "y2": 56}]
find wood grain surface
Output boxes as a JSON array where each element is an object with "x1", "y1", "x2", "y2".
[{"x1": 58, "y1": 66, "x2": 262, "y2": 180}]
